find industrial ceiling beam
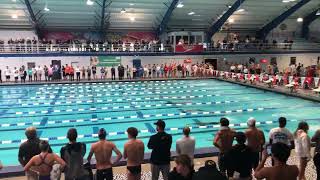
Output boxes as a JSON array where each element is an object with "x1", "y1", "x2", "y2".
[
  {"x1": 301, "y1": 9, "x2": 320, "y2": 39},
  {"x1": 206, "y1": 0, "x2": 246, "y2": 42},
  {"x1": 257, "y1": 0, "x2": 311, "y2": 39},
  {"x1": 156, "y1": 0, "x2": 179, "y2": 36},
  {"x1": 24, "y1": 0, "x2": 43, "y2": 39},
  {"x1": 97, "y1": 0, "x2": 111, "y2": 40}
]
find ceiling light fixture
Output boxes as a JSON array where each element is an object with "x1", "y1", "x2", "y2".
[
  {"x1": 86, "y1": 0, "x2": 94, "y2": 6},
  {"x1": 227, "y1": 5, "x2": 232, "y2": 8},
  {"x1": 188, "y1": 11, "x2": 195, "y2": 15},
  {"x1": 121, "y1": 8, "x2": 126, "y2": 13},
  {"x1": 11, "y1": 14, "x2": 18, "y2": 19},
  {"x1": 316, "y1": 9, "x2": 320, "y2": 16},
  {"x1": 297, "y1": 17, "x2": 303, "y2": 22},
  {"x1": 129, "y1": 3, "x2": 135, "y2": 6},
  {"x1": 237, "y1": 8, "x2": 245, "y2": 12},
  {"x1": 130, "y1": 17, "x2": 135, "y2": 21},
  {"x1": 228, "y1": 18, "x2": 234, "y2": 23},
  {"x1": 12, "y1": 0, "x2": 17, "y2": 2},
  {"x1": 282, "y1": 0, "x2": 290, "y2": 3},
  {"x1": 44, "y1": 7, "x2": 50, "y2": 11},
  {"x1": 177, "y1": 3, "x2": 184, "y2": 8}
]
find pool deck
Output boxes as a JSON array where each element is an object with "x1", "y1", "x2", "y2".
[{"x1": 213, "y1": 76, "x2": 320, "y2": 103}]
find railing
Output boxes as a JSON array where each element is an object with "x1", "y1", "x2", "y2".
[{"x1": 0, "y1": 42, "x2": 319, "y2": 54}]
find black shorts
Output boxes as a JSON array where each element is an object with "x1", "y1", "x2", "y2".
[
  {"x1": 6, "y1": 75, "x2": 10, "y2": 79},
  {"x1": 127, "y1": 165, "x2": 141, "y2": 175},
  {"x1": 96, "y1": 168, "x2": 113, "y2": 180}
]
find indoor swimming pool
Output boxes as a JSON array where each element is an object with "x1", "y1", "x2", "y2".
[{"x1": 1, "y1": 79, "x2": 320, "y2": 166}]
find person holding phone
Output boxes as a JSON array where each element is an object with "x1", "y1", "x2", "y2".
[
  {"x1": 294, "y1": 122, "x2": 311, "y2": 180},
  {"x1": 254, "y1": 143, "x2": 299, "y2": 180}
]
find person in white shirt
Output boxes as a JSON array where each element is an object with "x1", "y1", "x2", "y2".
[
  {"x1": 37, "y1": 66, "x2": 42, "y2": 81},
  {"x1": 237, "y1": 64, "x2": 243, "y2": 73},
  {"x1": 75, "y1": 66, "x2": 81, "y2": 81},
  {"x1": 4, "y1": 66, "x2": 11, "y2": 82},
  {"x1": 294, "y1": 122, "x2": 311, "y2": 180},
  {"x1": 156, "y1": 64, "x2": 161, "y2": 78},
  {"x1": 269, "y1": 117, "x2": 294, "y2": 148},
  {"x1": 13, "y1": 67, "x2": 19, "y2": 83},
  {"x1": 32, "y1": 66, "x2": 37, "y2": 81},
  {"x1": 176, "y1": 127, "x2": 195, "y2": 164},
  {"x1": 230, "y1": 65, "x2": 236, "y2": 73}
]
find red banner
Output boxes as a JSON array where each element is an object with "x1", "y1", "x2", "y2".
[{"x1": 176, "y1": 44, "x2": 204, "y2": 53}]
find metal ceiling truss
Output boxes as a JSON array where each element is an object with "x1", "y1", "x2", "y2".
[
  {"x1": 156, "y1": 0, "x2": 179, "y2": 36},
  {"x1": 257, "y1": 0, "x2": 311, "y2": 39},
  {"x1": 301, "y1": 8, "x2": 320, "y2": 39},
  {"x1": 206, "y1": 0, "x2": 246, "y2": 42}
]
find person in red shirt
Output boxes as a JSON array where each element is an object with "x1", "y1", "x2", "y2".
[
  {"x1": 69, "y1": 66, "x2": 74, "y2": 81},
  {"x1": 65, "y1": 64, "x2": 70, "y2": 81}
]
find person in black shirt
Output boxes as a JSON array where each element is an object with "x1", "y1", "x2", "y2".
[
  {"x1": 148, "y1": 120, "x2": 172, "y2": 180},
  {"x1": 168, "y1": 154, "x2": 193, "y2": 180},
  {"x1": 18, "y1": 127, "x2": 52, "y2": 180},
  {"x1": 226, "y1": 132, "x2": 255, "y2": 179},
  {"x1": 111, "y1": 66, "x2": 116, "y2": 80},
  {"x1": 60, "y1": 128, "x2": 89, "y2": 180}
]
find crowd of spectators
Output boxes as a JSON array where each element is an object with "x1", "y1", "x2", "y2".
[
  {"x1": 0, "y1": 38, "x2": 166, "y2": 53},
  {"x1": 227, "y1": 61, "x2": 320, "y2": 78},
  {"x1": 0, "y1": 34, "x2": 300, "y2": 53},
  {"x1": 211, "y1": 35, "x2": 294, "y2": 51},
  {"x1": 0, "y1": 62, "x2": 215, "y2": 83},
  {"x1": 2, "y1": 116, "x2": 318, "y2": 180}
]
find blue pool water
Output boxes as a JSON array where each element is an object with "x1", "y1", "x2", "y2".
[{"x1": 1, "y1": 79, "x2": 320, "y2": 166}]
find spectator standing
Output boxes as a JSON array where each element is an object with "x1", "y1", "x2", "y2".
[
  {"x1": 87, "y1": 128, "x2": 122, "y2": 180},
  {"x1": 48, "y1": 66, "x2": 53, "y2": 81},
  {"x1": 148, "y1": 120, "x2": 172, "y2": 180},
  {"x1": 312, "y1": 129, "x2": 320, "y2": 180},
  {"x1": 294, "y1": 122, "x2": 311, "y2": 180},
  {"x1": 13, "y1": 67, "x2": 19, "y2": 83},
  {"x1": 37, "y1": 66, "x2": 42, "y2": 81},
  {"x1": 76, "y1": 66, "x2": 81, "y2": 81},
  {"x1": 176, "y1": 127, "x2": 195, "y2": 164},
  {"x1": 24, "y1": 140, "x2": 66, "y2": 180},
  {"x1": 44, "y1": 65, "x2": 48, "y2": 81},
  {"x1": 81, "y1": 66, "x2": 86, "y2": 79},
  {"x1": 124, "y1": 127, "x2": 145, "y2": 180},
  {"x1": 18, "y1": 127, "x2": 52, "y2": 180},
  {"x1": 168, "y1": 155, "x2": 194, "y2": 180},
  {"x1": 0, "y1": 68, "x2": 2, "y2": 83},
  {"x1": 245, "y1": 117, "x2": 265, "y2": 169},
  {"x1": 269, "y1": 117, "x2": 294, "y2": 148},
  {"x1": 4, "y1": 66, "x2": 11, "y2": 82},
  {"x1": 28, "y1": 67, "x2": 33, "y2": 82},
  {"x1": 100, "y1": 67, "x2": 106, "y2": 80},
  {"x1": 226, "y1": 132, "x2": 255, "y2": 179},
  {"x1": 92, "y1": 66, "x2": 97, "y2": 80},
  {"x1": 213, "y1": 118, "x2": 236, "y2": 176},
  {"x1": 60, "y1": 128, "x2": 89, "y2": 180},
  {"x1": 111, "y1": 66, "x2": 115, "y2": 80},
  {"x1": 87, "y1": 66, "x2": 91, "y2": 80},
  {"x1": 254, "y1": 143, "x2": 299, "y2": 180},
  {"x1": 32, "y1": 66, "x2": 37, "y2": 81}
]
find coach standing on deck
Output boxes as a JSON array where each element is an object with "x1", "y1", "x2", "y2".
[{"x1": 148, "y1": 120, "x2": 172, "y2": 180}]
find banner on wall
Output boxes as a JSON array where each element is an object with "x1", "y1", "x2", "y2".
[
  {"x1": 175, "y1": 45, "x2": 204, "y2": 53},
  {"x1": 90, "y1": 56, "x2": 121, "y2": 67}
]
